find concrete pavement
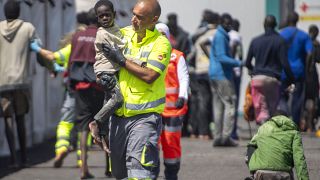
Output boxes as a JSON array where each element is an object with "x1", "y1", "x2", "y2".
[{"x1": 1, "y1": 121, "x2": 320, "y2": 180}]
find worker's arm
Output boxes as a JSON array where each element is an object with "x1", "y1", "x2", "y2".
[
  {"x1": 177, "y1": 56, "x2": 189, "y2": 100},
  {"x1": 102, "y1": 45, "x2": 160, "y2": 84},
  {"x1": 53, "y1": 44, "x2": 72, "y2": 67},
  {"x1": 175, "y1": 55, "x2": 189, "y2": 108},
  {"x1": 123, "y1": 60, "x2": 160, "y2": 84},
  {"x1": 102, "y1": 39, "x2": 171, "y2": 84},
  {"x1": 30, "y1": 40, "x2": 55, "y2": 60}
]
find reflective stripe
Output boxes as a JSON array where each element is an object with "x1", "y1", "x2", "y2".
[
  {"x1": 163, "y1": 116, "x2": 184, "y2": 127},
  {"x1": 55, "y1": 144, "x2": 69, "y2": 150},
  {"x1": 131, "y1": 58, "x2": 145, "y2": 65},
  {"x1": 55, "y1": 146, "x2": 68, "y2": 155},
  {"x1": 164, "y1": 124, "x2": 182, "y2": 132},
  {"x1": 77, "y1": 160, "x2": 82, "y2": 167},
  {"x1": 77, "y1": 149, "x2": 81, "y2": 156},
  {"x1": 124, "y1": 47, "x2": 131, "y2": 55},
  {"x1": 148, "y1": 60, "x2": 166, "y2": 71},
  {"x1": 58, "y1": 51, "x2": 65, "y2": 63},
  {"x1": 108, "y1": 156, "x2": 112, "y2": 172},
  {"x1": 128, "y1": 169, "x2": 152, "y2": 180},
  {"x1": 57, "y1": 136, "x2": 70, "y2": 141},
  {"x1": 141, "y1": 145, "x2": 156, "y2": 167},
  {"x1": 126, "y1": 97, "x2": 165, "y2": 110},
  {"x1": 166, "y1": 101, "x2": 176, "y2": 108},
  {"x1": 166, "y1": 87, "x2": 179, "y2": 94},
  {"x1": 164, "y1": 158, "x2": 180, "y2": 164},
  {"x1": 141, "y1": 51, "x2": 151, "y2": 58}
]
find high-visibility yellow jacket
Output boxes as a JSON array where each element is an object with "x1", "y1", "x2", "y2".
[
  {"x1": 54, "y1": 44, "x2": 71, "y2": 68},
  {"x1": 115, "y1": 26, "x2": 171, "y2": 117}
]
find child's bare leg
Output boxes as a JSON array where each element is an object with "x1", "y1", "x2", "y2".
[{"x1": 80, "y1": 130, "x2": 94, "y2": 179}]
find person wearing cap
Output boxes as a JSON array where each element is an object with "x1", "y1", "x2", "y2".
[{"x1": 156, "y1": 23, "x2": 189, "y2": 180}]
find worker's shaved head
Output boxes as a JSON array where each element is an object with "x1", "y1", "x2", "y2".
[{"x1": 136, "y1": 0, "x2": 161, "y2": 17}]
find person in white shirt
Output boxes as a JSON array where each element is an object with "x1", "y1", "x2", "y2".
[{"x1": 156, "y1": 23, "x2": 190, "y2": 180}]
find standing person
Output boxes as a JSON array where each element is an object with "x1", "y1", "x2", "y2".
[
  {"x1": 302, "y1": 25, "x2": 320, "y2": 132},
  {"x1": 209, "y1": 13, "x2": 242, "y2": 147},
  {"x1": 166, "y1": 13, "x2": 191, "y2": 56},
  {"x1": 190, "y1": 10, "x2": 218, "y2": 44},
  {"x1": 52, "y1": 12, "x2": 88, "y2": 169},
  {"x1": 279, "y1": 12, "x2": 313, "y2": 127},
  {"x1": 94, "y1": 0, "x2": 171, "y2": 179},
  {"x1": 245, "y1": 113, "x2": 309, "y2": 180},
  {"x1": 246, "y1": 15, "x2": 295, "y2": 125},
  {"x1": 187, "y1": 11, "x2": 219, "y2": 139},
  {"x1": 156, "y1": 23, "x2": 189, "y2": 180},
  {"x1": 68, "y1": 9, "x2": 105, "y2": 179},
  {"x1": 229, "y1": 18, "x2": 243, "y2": 140},
  {"x1": 0, "y1": 0, "x2": 54, "y2": 167}
]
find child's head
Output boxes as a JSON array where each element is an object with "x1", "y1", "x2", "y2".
[{"x1": 94, "y1": 0, "x2": 115, "y2": 28}]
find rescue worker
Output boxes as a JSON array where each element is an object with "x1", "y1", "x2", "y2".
[
  {"x1": 51, "y1": 44, "x2": 93, "y2": 169},
  {"x1": 52, "y1": 13, "x2": 89, "y2": 169},
  {"x1": 156, "y1": 23, "x2": 189, "y2": 180},
  {"x1": 92, "y1": 0, "x2": 171, "y2": 179},
  {"x1": 52, "y1": 43, "x2": 74, "y2": 168}
]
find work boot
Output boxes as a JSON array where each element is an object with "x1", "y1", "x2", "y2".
[
  {"x1": 164, "y1": 162, "x2": 180, "y2": 180},
  {"x1": 104, "y1": 170, "x2": 113, "y2": 178},
  {"x1": 53, "y1": 149, "x2": 68, "y2": 168}
]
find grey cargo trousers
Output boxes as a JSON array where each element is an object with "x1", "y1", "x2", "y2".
[{"x1": 109, "y1": 113, "x2": 162, "y2": 180}]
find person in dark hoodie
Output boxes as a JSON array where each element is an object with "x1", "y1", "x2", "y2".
[{"x1": 0, "y1": 0, "x2": 53, "y2": 167}]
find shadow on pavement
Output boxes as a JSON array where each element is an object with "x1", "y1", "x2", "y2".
[{"x1": 0, "y1": 138, "x2": 55, "y2": 179}]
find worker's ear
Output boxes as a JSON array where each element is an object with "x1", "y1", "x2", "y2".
[{"x1": 152, "y1": 16, "x2": 159, "y2": 24}]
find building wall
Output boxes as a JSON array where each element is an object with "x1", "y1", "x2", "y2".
[{"x1": 0, "y1": 0, "x2": 76, "y2": 156}]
